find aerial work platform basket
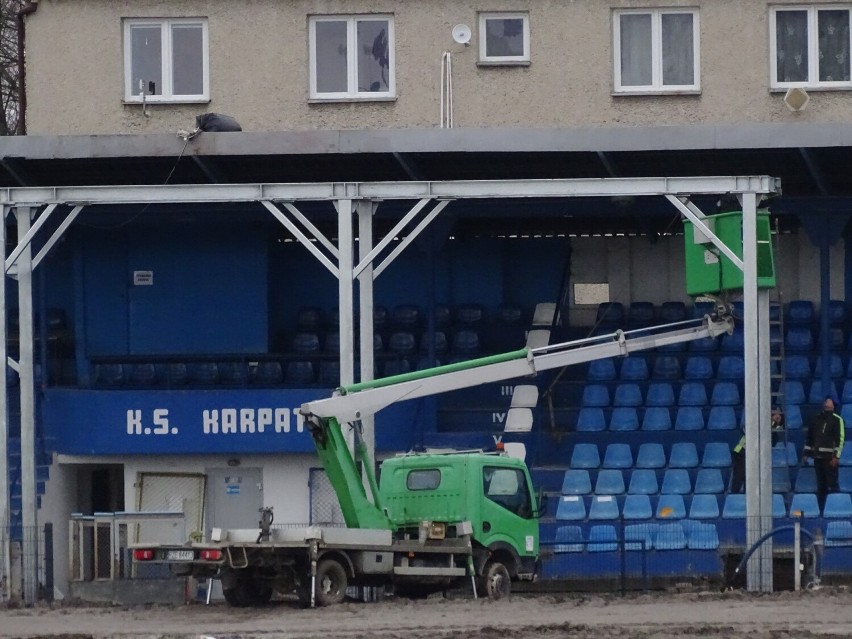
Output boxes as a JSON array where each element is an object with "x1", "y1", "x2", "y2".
[{"x1": 684, "y1": 210, "x2": 776, "y2": 295}]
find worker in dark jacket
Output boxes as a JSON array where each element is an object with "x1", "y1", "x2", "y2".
[{"x1": 803, "y1": 397, "x2": 845, "y2": 512}]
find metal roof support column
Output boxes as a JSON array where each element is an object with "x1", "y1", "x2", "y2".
[
  {"x1": 0, "y1": 206, "x2": 7, "y2": 601},
  {"x1": 742, "y1": 193, "x2": 774, "y2": 592},
  {"x1": 335, "y1": 198, "x2": 355, "y2": 391},
  {"x1": 357, "y1": 200, "x2": 377, "y2": 465},
  {"x1": 14, "y1": 206, "x2": 36, "y2": 604}
]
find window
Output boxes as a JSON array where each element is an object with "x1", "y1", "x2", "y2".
[
  {"x1": 483, "y1": 466, "x2": 532, "y2": 518},
  {"x1": 613, "y1": 9, "x2": 700, "y2": 93},
  {"x1": 771, "y1": 6, "x2": 852, "y2": 88},
  {"x1": 406, "y1": 469, "x2": 441, "y2": 491},
  {"x1": 479, "y1": 13, "x2": 530, "y2": 64},
  {"x1": 123, "y1": 18, "x2": 209, "y2": 103},
  {"x1": 309, "y1": 15, "x2": 395, "y2": 100}
]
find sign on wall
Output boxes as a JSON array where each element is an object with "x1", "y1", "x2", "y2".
[{"x1": 44, "y1": 389, "x2": 423, "y2": 455}]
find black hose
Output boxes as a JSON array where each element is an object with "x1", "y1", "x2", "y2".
[{"x1": 730, "y1": 525, "x2": 816, "y2": 586}]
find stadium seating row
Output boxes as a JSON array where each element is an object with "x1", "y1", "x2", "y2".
[{"x1": 574, "y1": 405, "x2": 808, "y2": 431}]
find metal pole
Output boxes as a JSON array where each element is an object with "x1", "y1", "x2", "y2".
[
  {"x1": 356, "y1": 200, "x2": 376, "y2": 483},
  {"x1": 0, "y1": 206, "x2": 7, "y2": 602},
  {"x1": 742, "y1": 193, "x2": 773, "y2": 592},
  {"x1": 336, "y1": 199, "x2": 355, "y2": 389},
  {"x1": 794, "y1": 520, "x2": 801, "y2": 592},
  {"x1": 16, "y1": 206, "x2": 37, "y2": 604}
]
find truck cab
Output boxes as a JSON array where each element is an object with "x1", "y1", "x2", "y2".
[{"x1": 379, "y1": 451, "x2": 539, "y2": 588}]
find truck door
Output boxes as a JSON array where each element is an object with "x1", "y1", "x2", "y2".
[{"x1": 479, "y1": 465, "x2": 538, "y2": 558}]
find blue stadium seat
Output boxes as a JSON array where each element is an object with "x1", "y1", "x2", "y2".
[
  {"x1": 292, "y1": 331, "x2": 321, "y2": 354},
  {"x1": 840, "y1": 445, "x2": 852, "y2": 466},
  {"x1": 163, "y1": 362, "x2": 188, "y2": 386},
  {"x1": 808, "y1": 380, "x2": 838, "y2": 405},
  {"x1": 187, "y1": 362, "x2": 218, "y2": 385},
  {"x1": 842, "y1": 380, "x2": 852, "y2": 405},
  {"x1": 576, "y1": 408, "x2": 607, "y2": 432},
  {"x1": 678, "y1": 382, "x2": 708, "y2": 406},
  {"x1": 628, "y1": 469, "x2": 659, "y2": 495},
  {"x1": 789, "y1": 493, "x2": 820, "y2": 518},
  {"x1": 284, "y1": 360, "x2": 314, "y2": 385},
  {"x1": 496, "y1": 304, "x2": 524, "y2": 326},
  {"x1": 707, "y1": 406, "x2": 737, "y2": 431},
  {"x1": 686, "y1": 522, "x2": 719, "y2": 550},
  {"x1": 94, "y1": 363, "x2": 125, "y2": 386},
  {"x1": 795, "y1": 466, "x2": 817, "y2": 493},
  {"x1": 652, "y1": 356, "x2": 681, "y2": 380},
  {"x1": 689, "y1": 494, "x2": 720, "y2": 519},
  {"x1": 454, "y1": 302, "x2": 486, "y2": 326},
  {"x1": 636, "y1": 443, "x2": 666, "y2": 469},
  {"x1": 721, "y1": 328, "x2": 745, "y2": 352},
  {"x1": 645, "y1": 383, "x2": 675, "y2": 407},
  {"x1": 669, "y1": 442, "x2": 699, "y2": 468},
  {"x1": 722, "y1": 494, "x2": 747, "y2": 518},
  {"x1": 388, "y1": 331, "x2": 417, "y2": 356},
  {"x1": 717, "y1": 356, "x2": 745, "y2": 380},
  {"x1": 674, "y1": 407, "x2": 704, "y2": 431},
  {"x1": 383, "y1": 359, "x2": 412, "y2": 377},
  {"x1": 570, "y1": 443, "x2": 600, "y2": 469},
  {"x1": 641, "y1": 407, "x2": 672, "y2": 431},
  {"x1": 702, "y1": 442, "x2": 732, "y2": 468},
  {"x1": 218, "y1": 361, "x2": 249, "y2": 385},
  {"x1": 613, "y1": 383, "x2": 643, "y2": 407},
  {"x1": 430, "y1": 304, "x2": 450, "y2": 329},
  {"x1": 628, "y1": 302, "x2": 656, "y2": 328},
  {"x1": 826, "y1": 300, "x2": 847, "y2": 326},
  {"x1": 392, "y1": 304, "x2": 421, "y2": 329},
  {"x1": 661, "y1": 469, "x2": 691, "y2": 495},
  {"x1": 451, "y1": 330, "x2": 481, "y2": 357},
  {"x1": 840, "y1": 468, "x2": 852, "y2": 492},
  {"x1": 690, "y1": 335, "x2": 720, "y2": 352},
  {"x1": 620, "y1": 357, "x2": 649, "y2": 381},
  {"x1": 623, "y1": 494, "x2": 653, "y2": 519},
  {"x1": 772, "y1": 494, "x2": 787, "y2": 518},
  {"x1": 561, "y1": 470, "x2": 592, "y2": 495},
  {"x1": 587, "y1": 358, "x2": 617, "y2": 381},
  {"x1": 783, "y1": 381, "x2": 806, "y2": 405},
  {"x1": 297, "y1": 306, "x2": 324, "y2": 330},
  {"x1": 595, "y1": 469, "x2": 626, "y2": 495},
  {"x1": 826, "y1": 520, "x2": 852, "y2": 547},
  {"x1": 786, "y1": 327, "x2": 813, "y2": 352},
  {"x1": 656, "y1": 494, "x2": 686, "y2": 519},
  {"x1": 787, "y1": 300, "x2": 815, "y2": 326},
  {"x1": 655, "y1": 523, "x2": 687, "y2": 550},
  {"x1": 660, "y1": 301, "x2": 687, "y2": 323},
  {"x1": 609, "y1": 407, "x2": 639, "y2": 432},
  {"x1": 772, "y1": 467, "x2": 791, "y2": 492},
  {"x1": 603, "y1": 443, "x2": 633, "y2": 469},
  {"x1": 625, "y1": 523, "x2": 658, "y2": 550},
  {"x1": 128, "y1": 363, "x2": 156, "y2": 386},
  {"x1": 588, "y1": 524, "x2": 619, "y2": 551},
  {"x1": 420, "y1": 330, "x2": 449, "y2": 355},
  {"x1": 588, "y1": 496, "x2": 620, "y2": 520},
  {"x1": 823, "y1": 493, "x2": 852, "y2": 518},
  {"x1": 785, "y1": 355, "x2": 812, "y2": 380},
  {"x1": 785, "y1": 404, "x2": 803, "y2": 430},
  {"x1": 821, "y1": 328, "x2": 846, "y2": 351},
  {"x1": 711, "y1": 382, "x2": 740, "y2": 406},
  {"x1": 684, "y1": 356, "x2": 713, "y2": 380},
  {"x1": 596, "y1": 302, "x2": 625, "y2": 327},
  {"x1": 553, "y1": 525, "x2": 585, "y2": 553},
  {"x1": 373, "y1": 305, "x2": 390, "y2": 329},
  {"x1": 556, "y1": 496, "x2": 586, "y2": 521},
  {"x1": 581, "y1": 384, "x2": 609, "y2": 408},
  {"x1": 319, "y1": 360, "x2": 340, "y2": 386},
  {"x1": 694, "y1": 468, "x2": 724, "y2": 494},
  {"x1": 815, "y1": 354, "x2": 844, "y2": 379}
]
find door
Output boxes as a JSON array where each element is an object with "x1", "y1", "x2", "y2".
[{"x1": 205, "y1": 467, "x2": 264, "y2": 537}]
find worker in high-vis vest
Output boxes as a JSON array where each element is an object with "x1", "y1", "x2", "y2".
[
  {"x1": 730, "y1": 408, "x2": 784, "y2": 493},
  {"x1": 803, "y1": 396, "x2": 845, "y2": 512}
]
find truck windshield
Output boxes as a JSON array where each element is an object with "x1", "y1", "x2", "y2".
[{"x1": 482, "y1": 466, "x2": 532, "y2": 518}]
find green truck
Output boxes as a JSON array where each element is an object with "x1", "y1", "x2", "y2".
[{"x1": 133, "y1": 313, "x2": 731, "y2": 606}]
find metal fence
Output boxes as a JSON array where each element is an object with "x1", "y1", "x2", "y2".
[{"x1": 0, "y1": 524, "x2": 51, "y2": 603}]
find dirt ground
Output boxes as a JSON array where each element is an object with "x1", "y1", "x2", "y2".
[{"x1": 1, "y1": 588, "x2": 851, "y2": 639}]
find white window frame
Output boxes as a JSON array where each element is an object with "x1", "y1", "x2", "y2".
[
  {"x1": 123, "y1": 18, "x2": 209, "y2": 103},
  {"x1": 478, "y1": 12, "x2": 531, "y2": 65},
  {"x1": 769, "y1": 5, "x2": 852, "y2": 89},
  {"x1": 308, "y1": 15, "x2": 396, "y2": 101},
  {"x1": 613, "y1": 8, "x2": 701, "y2": 94}
]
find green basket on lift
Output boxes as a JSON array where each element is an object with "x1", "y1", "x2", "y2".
[{"x1": 684, "y1": 210, "x2": 776, "y2": 296}]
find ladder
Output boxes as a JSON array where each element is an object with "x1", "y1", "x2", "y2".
[{"x1": 769, "y1": 218, "x2": 790, "y2": 471}]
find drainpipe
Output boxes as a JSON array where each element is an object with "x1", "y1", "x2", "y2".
[{"x1": 16, "y1": 0, "x2": 39, "y2": 135}]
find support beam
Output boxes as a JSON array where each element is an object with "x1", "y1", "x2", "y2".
[
  {"x1": 0, "y1": 206, "x2": 7, "y2": 601},
  {"x1": 665, "y1": 195, "x2": 744, "y2": 270},
  {"x1": 336, "y1": 199, "x2": 355, "y2": 389},
  {"x1": 259, "y1": 200, "x2": 339, "y2": 277},
  {"x1": 357, "y1": 201, "x2": 377, "y2": 472}
]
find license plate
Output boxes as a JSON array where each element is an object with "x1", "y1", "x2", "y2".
[{"x1": 166, "y1": 550, "x2": 195, "y2": 561}]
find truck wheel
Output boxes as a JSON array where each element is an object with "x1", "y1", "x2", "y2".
[
  {"x1": 481, "y1": 561, "x2": 511, "y2": 600},
  {"x1": 314, "y1": 559, "x2": 347, "y2": 606},
  {"x1": 223, "y1": 586, "x2": 248, "y2": 607}
]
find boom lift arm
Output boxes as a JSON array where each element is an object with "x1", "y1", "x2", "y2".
[{"x1": 300, "y1": 313, "x2": 733, "y2": 530}]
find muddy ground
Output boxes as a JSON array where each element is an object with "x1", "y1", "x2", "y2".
[{"x1": 0, "y1": 588, "x2": 850, "y2": 639}]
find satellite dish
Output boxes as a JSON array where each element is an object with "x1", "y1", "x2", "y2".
[{"x1": 452, "y1": 24, "x2": 472, "y2": 45}]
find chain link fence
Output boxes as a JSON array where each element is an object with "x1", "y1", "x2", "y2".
[{"x1": 0, "y1": 524, "x2": 51, "y2": 603}]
